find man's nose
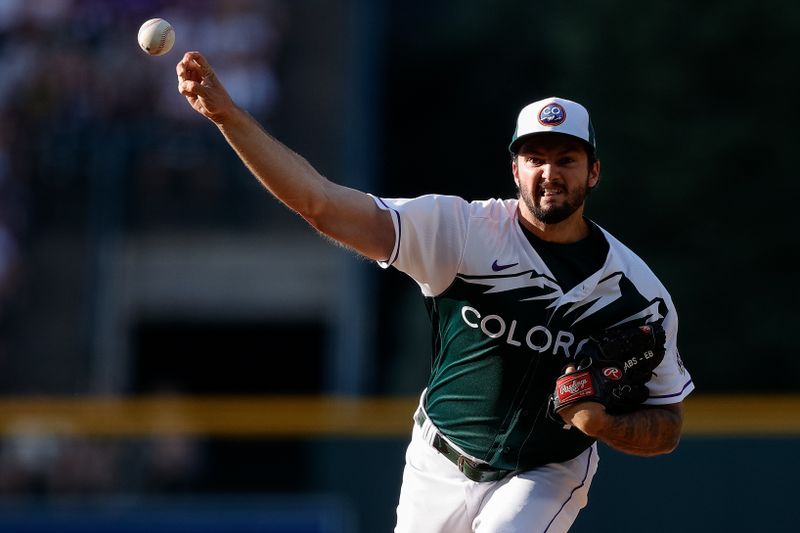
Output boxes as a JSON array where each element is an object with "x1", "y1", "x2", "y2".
[{"x1": 540, "y1": 163, "x2": 555, "y2": 181}]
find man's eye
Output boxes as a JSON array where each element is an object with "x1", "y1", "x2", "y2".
[
  {"x1": 559, "y1": 158, "x2": 575, "y2": 165},
  {"x1": 526, "y1": 158, "x2": 543, "y2": 166}
]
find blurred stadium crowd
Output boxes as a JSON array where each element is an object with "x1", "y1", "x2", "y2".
[{"x1": 0, "y1": 0, "x2": 287, "y2": 498}]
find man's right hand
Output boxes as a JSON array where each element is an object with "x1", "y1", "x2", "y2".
[{"x1": 177, "y1": 51, "x2": 236, "y2": 124}]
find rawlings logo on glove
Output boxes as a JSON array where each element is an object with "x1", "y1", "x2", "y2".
[
  {"x1": 550, "y1": 323, "x2": 667, "y2": 420},
  {"x1": 556, "y1": 373, "x2": 594, "y2": 403}
]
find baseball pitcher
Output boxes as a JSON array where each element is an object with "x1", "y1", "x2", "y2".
[{"x1": 177, "y1": 51, "x2": 693, "y2": 533}]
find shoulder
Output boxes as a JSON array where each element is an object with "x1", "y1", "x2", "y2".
[
  {"x1": 596, "y1": 224, "x2": 657, "y2": 273},
  {"x1": 595, "y1": 223, "x2": 671, "y2": 295},
  {"x1": 467, "y1": 197, "x2": 518, "y2": 220},
  {"x1": 375, "y1": 193, "x2": 467, "y2": 214},
  {"x1": 375, "y1": 194, "x2": 517, "y2": 223}
]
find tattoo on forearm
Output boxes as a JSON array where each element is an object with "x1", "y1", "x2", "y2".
[{"x1": 600, "y1": 407, "x2": 682, "y2": 456}]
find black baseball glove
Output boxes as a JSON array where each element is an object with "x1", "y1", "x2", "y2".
[{"x1": 550, "y1": 323, "x2": 667, "y2": 418}]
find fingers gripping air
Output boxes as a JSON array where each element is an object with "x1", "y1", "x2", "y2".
[{"x1": 550, "y1": 323, "x2": 667, "y2": 416}]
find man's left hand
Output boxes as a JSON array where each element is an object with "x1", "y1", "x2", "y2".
[{"x1": 558, "y1": 400, "x2": 609, "y2": 437}]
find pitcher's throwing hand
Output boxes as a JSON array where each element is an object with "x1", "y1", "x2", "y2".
[{"x1": 177, "y1": 51, "x2": 235, "y2": 123}]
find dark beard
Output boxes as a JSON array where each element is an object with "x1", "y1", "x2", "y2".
[
  {"x1": 529, "y1": 200, "x2": 580, "y2": 224},
  {"x1": 519, "y1": 191, "x2": 583, "y2": 224}
]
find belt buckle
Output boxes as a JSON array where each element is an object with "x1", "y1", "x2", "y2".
[{"x1": 456, "y1": 455, "x2": 469, "y2": 473}]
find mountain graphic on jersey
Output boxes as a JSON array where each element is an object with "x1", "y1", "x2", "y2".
[{"x1": 444, "y1": 268, "x2": 667, "y2": 350}]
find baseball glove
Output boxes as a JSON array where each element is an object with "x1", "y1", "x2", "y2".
[{"x1": 550, "y1": 323, "x2": 666, "y2": 417}]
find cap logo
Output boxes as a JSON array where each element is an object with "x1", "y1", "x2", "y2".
[{"x1": 538, "y1": 103, "x2": 566, "y2": 126}]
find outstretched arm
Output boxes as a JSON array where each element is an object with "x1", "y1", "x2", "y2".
[
  {"x1": 176, "y1": 51, "x2": 395, "y2": 261},
  {"x1": 560, "y1": 401, "x2": 683, "y2": 456}
]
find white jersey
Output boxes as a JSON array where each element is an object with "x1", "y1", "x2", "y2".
[{"x1": 373, "y1": 194, "x2": 693, "y2": 465}]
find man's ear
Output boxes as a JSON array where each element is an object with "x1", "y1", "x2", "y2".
[
  {"x1": 588, "y1": 159, "x2": 601, "y2": 189},
  {"x1": 511, "y1": 158, "x2": 520, "y2": 188}
]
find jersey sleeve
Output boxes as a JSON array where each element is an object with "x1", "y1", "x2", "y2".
[
  {"x1": 369, "y1": 194, "x2": 470, "y2": 297},
  {"x1": 644, "y1": 303, "x2": 694, "y2": 405}
]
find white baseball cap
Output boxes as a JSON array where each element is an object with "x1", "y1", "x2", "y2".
[{"x1": 509, "y1": 96, "x2": 596, "y2": 155}]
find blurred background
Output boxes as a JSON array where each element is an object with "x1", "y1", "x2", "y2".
[{"x1": 0, "y1": 0, "x2": 797, "y2": 531}]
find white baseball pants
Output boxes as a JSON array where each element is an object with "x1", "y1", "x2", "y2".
[{"x1": 394, "y1": 414, "x2": 599, "y2": 533}]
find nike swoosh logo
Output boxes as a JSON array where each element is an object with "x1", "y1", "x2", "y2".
[{"x1": 491, "y1": 260, "x2": 519, "y2": 272}]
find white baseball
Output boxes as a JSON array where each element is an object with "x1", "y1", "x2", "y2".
[{"x1": 137, "y1": 18, "x2": 175, "y2": 56}]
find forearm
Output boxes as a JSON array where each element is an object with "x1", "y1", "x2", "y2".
[
  {"x1": 593, "y1": 406, "x2": 682, "y2": 456},
  {"x1": 216, "y1": 106, "x2": 330, "y2": 219},
  {"x1": 565, "y1": 402, "x2": 683, "y2": 456},
  {"x1": 215, "y1": 107, "x2": 393, "y2": 259}
]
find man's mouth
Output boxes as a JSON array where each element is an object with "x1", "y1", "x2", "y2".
[{"x1": 539, "y1": 186, "x2": 564, "y2": 197}]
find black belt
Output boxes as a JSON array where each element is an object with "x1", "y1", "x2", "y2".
[{"x1": 414, "y1": 409, "x2": 514, "y2": 483}]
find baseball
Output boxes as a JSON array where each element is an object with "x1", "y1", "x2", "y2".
[{"x1": 137, "y1": 18, "x2": 175, "y2": 56}]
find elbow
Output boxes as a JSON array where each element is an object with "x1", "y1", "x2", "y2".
[
  {"x1": 665, "y1": 431, "x2": 681, "y2": 453},
  {"x1": 301, "y1": 204, "x2": 334, "y2": 237},
  {"x1": 649, "y1": 403, "x2": 685, "y2": 456},
  {"x1": 300, "y1": 208, "x2": 325, "y2": 232},
  {"x1": 628, "y1": 435, "x2": 681, "y2": 457},
  {"x1": 654, "y1": 433, "x2": 681, "y2": 456},
  {"x1": 296, "y1": 184, "x2": 333, "y2": 232},
  {"x1": 665, "y1": 430, "x2": 682, "y2": 453},
  {"x1": 649, "y1": 422, "x2": 683, "y2": 456}
]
